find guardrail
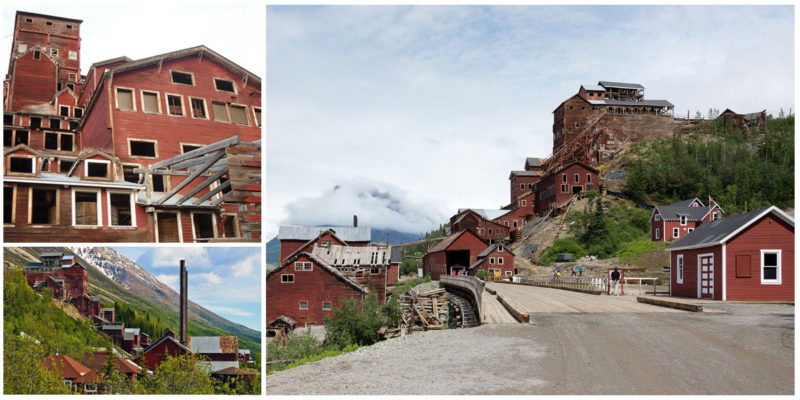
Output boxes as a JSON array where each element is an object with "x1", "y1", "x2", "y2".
[
  {"x1": 513, "y1": 275, "x2": 608, "y2": 293},
  {"x1": 440, "y1": 275, "x2": 485, "y2": 321}
]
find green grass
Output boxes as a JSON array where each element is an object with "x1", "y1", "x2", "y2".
[{"x1": 270, "y1": 344, "x2": 360, "y2": 374}]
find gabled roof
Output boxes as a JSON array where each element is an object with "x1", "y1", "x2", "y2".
[
  {"x1": 140, "y1": 334, "x2": 193, "y2": 356},
  {"x1": 467, "y1": 257, "x2": 486, "y2": 271},
  {"x1": 281, "y1": 228, "x2": 350, "y2": 263},
  {"x1": 581, "y1": 84, "x2": 606, "y2": 91},
  {"x1": 66, "y1": 150, "x2": 120, "y2": 177},
  {"x1": 42, "y1": 355, "x2": 92, "y2": 380},
  {"x1": 477, "y1": 243, "x2": 505, "y2": 258},
  {"x1": 653, "y1": 205, "x2": 713, "y2": 222},
  {"x1": 4, "y1": 143, "x2": 45, "y2": 157},
  {"x1": 542, "y1": 160, "x2": 599, "y2": 181},
  {"x1": 525, "y1": 157, "x2": 542, "y2": 168},
  {"x1": 84, "y1": 352, "x2": 141, "y2": 374},
  {"x1": 267, "y1": 252, "x2": 367, "y2": 294},
  {"x1": 509, "y1": 170, "x2": 540, "y2": 178},
  {"x1": 604, "y1": 99, "x2": 674, "y2": 108},
  {"x1": 598, "y1": 81, "x2": 645, "y2": 90},
  {"x1": 267, "y1": 315, "x2": 297, "y2": 327},
  {"x1": 666, "y1": 206, "x2": 794, "y2": 252},
  {"x1": 428, "y1": 229, "x2": 485, "y2": 253},
  {"x1": 278, "y1": 225, "x2": 371, "y2": 242},
  {"x1": 670, "y1": 198, "x2": 704, "y2": 207},
  {"x1": 456, "y1": 208, "x2": 511, "y2": 221}
]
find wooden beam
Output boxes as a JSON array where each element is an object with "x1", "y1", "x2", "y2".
[
  {"x1": 156, "y1": 151, "x2": 225, "y2": 205},
  {"x1": 170, "y1": 151, "x2": 224, "y2": 171},
  {"x1": 184, "y1": 157, "x2": 227, "y2": 173},
  {"x1": 193, "y1": 180, "x2": 230, "y2": 205},
  {"x1": 150, "y1": 136, "x2": 239, "y2": 169},
  {"x1": 176, "y1": 168, "x2": 228, "y2": 205},
  {"x1": 133, "y1": 168, "x2": 193, "y2": 176}
]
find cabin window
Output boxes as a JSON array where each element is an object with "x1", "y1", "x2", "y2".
[
  {"x1": 294, "y1": 262, "x2": 313, "y2": 271},
  {"x1": 562, "y1": 174, "x2": 567, "y2": 183},
  {"x1": 229, "y1": 105, "x2": 249, "y2": 125},
  {"x1": 46, "y1": 21, "x2": 53, "y2": 26},
  {"x1": 109, "y1": 193, "x2": 134, "y2": 227},
  {"x1": 498, "y1": 257, "x2": 504, "y2": 265},
  {"x1": 171, "y1": 70, "x2": 194, "y2": 86},
  {"x1": 299, "y1": 301, "x2": 309, "y2": 310},
  {"x1": 192, "y1": 213, "x2": 215, "y2": 240},
  {"x1": 587, "y1": 174, "x2": 591, "y2": 183},
  {"x1": 59, "y1": 106, "x2": 70, "y2": 117},
  {"x1": 561, "y1": 184, "x2": 568, "y2": 193},
  {"x1": 4, "y1": 186, "x2": 16, "y2": 224},
  {"x1": 30, "y1": 116, "x2": 41, "y2": 129},
  {"x1": 5, "y1": 129, "x2": 29, "y2": 146},
  {"x1": 122, "y1": 164, "x2": 140, "y2": 183},
  {"x1": 676, "y1": 255, "x2": 684, "y2": 283},
  {"x1": 680, "y1": 216, "x2": 687, "y2": 225},
  {"x1": 129, "y1": 140, "x2": 157, "y2": 157},
  {"x1": 221, "y1": 215, "x2": 238, "y2": 238},
  {"x1": 68, "y1": 51, "x2": 77, "y2": 60},
  {"x1": 166, "y1": 94, "x2": 184, "y2": 116},
  {"x1": 760, "y1": 250, "x2": 781, "y2": 284},
  {"x1": 73, "y1": 190, "x2": 100, "y2": 226},
  {"x1": 735, "y1": 254, "x2": 751, "y2": 278},
  {"x1": 33, "y1": 50, "x2": 41, "y2": 60},
  {"x1": 520, "y1": 183, "x2": 524, "y2": 190},
  {"x1": 66, "y1": 83, "x2": 74, "y2": 91},
  {"x1": 68, "y1": 73, "x2": 77, "y2": 82},
  {"x1": 59, "y1": 159, "x2": 75, "y2": 173},
  {"x1": 687, "y1": 228, "x2": 694, "y2": 233},
  {"x1": 513, "y1": 221, "x2": 518, "y2": 228},
  {"x1": 214, "y1": 78, "x2": 236, "y2": 93},
  {"x1": 74, "y1": 108, "x2": 83, "y2": 118},
  {"x1": 655, "y1": 228, "x2": 660, "y2": 239},
  {"x1": 281, "y1": 274, "x2": 294, "y2": 283},
  {"x1": 44, "y1": 132, "x2": 74, "y2": 151},
  {"x1": 713, "y1": 212, "x2": 720, "y2": 221},
  {"x1": 141, "y1": 91, "x2": 160, "y2": 114},
  {"x1": 25, "y1": 18, "x2": 33, "y2": 23},
  {"x1": 504, "y1": 221, "x2": 509, "y2": 227},
  {"x1": 156, "y1": 212, "x2": 180, "y2": 242},
  {"x1": 30, "y1": 188, "x2": 58, "y2": 224},
  {"x1": 521, "y1": 200, "x2": 526, "y2": 206},
  {"x1": 489, "y1": 257, "x2": 495, "y2": 264},
  {"x1": 322, "y1": 301, "x2": 332, "y2": 310},
  {"x1": 672, "y1": 228, "x2": 679, "y2": 238},
  {"x1": 116, "y1": 88, "x2": 135, "y2": 111},
  {"x1": 85, "y1": 160, "x2": 110, "y2": 178},
  {"x1": 370, "y1": 267, "x2": 380, "y2": 274},
  {"x1": 253, "y1": 107, "x2": 262, "y2": 127},
  {"x1": 9, "y1": 157, "x2": 34, "y2": 173},
  {"x1": 574, "y1": 174, "x2": 579, "y2": 183},
  {"x1": 212, "y1": 102, "x2": 230, "y2": 123},
  {"x1": 190, "y1": 98, "x2": 207, "y2": 119}
]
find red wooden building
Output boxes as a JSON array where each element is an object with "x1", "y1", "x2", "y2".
[
  {"x1": 467, "y1": 243, "x2": 515, "y2": 278},
  {"x1": 278, "y1": 225, "x2": 372, "y2": 263},
  {"x1": 3, "y1": 11, "x2": 261, "y2": 242},
  {"x1": 666, "y1": 206, "x2": 794, "y2": 301},
  {"x1": 310, "y1": 243, "x2": 391, "y2": 303},
  {"x1": 24, "y1": 253, "x2": 99, "y2": 318},
  {"x1": 266, "y1": 252, "x2": 366, "y2": 329},
  {"x1": 650, "y1": 198, "x2": 723, "y2": 242},
  {"x1": 422, "y1": 229, "x2": 488, "y2": 279},
  {"x1": 389, "y1": 246, "x2": 402, "y2": 285},
  {"x1": 450, "y1": 209, "x2": 510, "y2": 243},
  {"x1": 509, "y1": 170, "x2": 541, "y2": 206},
  {"x1": 42, "y1": 354, "x2": 96, "y2": 393},
  {"x1": 533, "y1": 160, "x2": 598, "y2": 215},
  {"x1": 134, "y1": 328, "x2": 192, "y2": 370},
  {"x1": 496, "y1": 191, "x2": 535, "y2": 237}
]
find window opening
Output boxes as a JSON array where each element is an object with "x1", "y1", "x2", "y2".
[
  {"x1": 193, "y1": 213, "x2": 215, "y2": 239},
  {"x1": 167, "y1": 95, "x2": 183, "y2": 116},
  {"x1": 109, "y1": 193, "x2": 133, "y2": 226},
  {"x1": 171, "y1": 71, "x2": 193, "y2": 85},
  {"x1": 74, "y1": 191, "x2": 98, "y2": 225},
  {"x1": 190, "y1": 98, "x2": 206, "y2": 118},
  {"x1": 214, "y1": 79, "x2": 235, "y2": 93},
  {"x1": 9, "y1": 158, "x2": 33, "y2": 173},
  {"x1": 86, "y1": 162, "x2": 109, "y2": 178},
  {"x1": 31, "y1": 188, "x2": 57, "y2": 224},
  {"x1": 129, "y1": 140, "x2": 156, "y2": 157}
]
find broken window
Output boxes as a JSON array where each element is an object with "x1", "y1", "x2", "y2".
[
  {"x1": 74, "y1": 108, "x2": 83, "y2": 119},
  {"x1": 60, "y1": 106, "x2": 70, "y2": 117},
  {"x1": 9, "y1": 157, "x2": 34, "y2": 173},
  {"x1": 129, "y1": 140, "x2": 156, "y2": 157},
  {"x1": 222, "y1": 215, "x2": 237, "y2": 237},
  {"x1": 171, "y1": 71, "x2": 194, "y2": 86},
  {"x1": 167, "y1": 95, "x2": 183, "y2": 116},
  {"x1": 116, "y1": 88, "x2": 134, "y2": 111},
  {"x1": 60, "y1": 159, "x2": 75, "y2": 173},
  {"x1": 50, "y1": 118, "x2": 60, "y2": 129},
  {"x1": 13, "y1": 128, "x2": 29, "y2": 144},
  {"x1": 253, "y1": 107, "x2": 261, "y2": 127},
  {"x1": 152, "y1": 174, "x2": 166, "y2": 192},
  {"x1": 122, "y1": 165, "x2": 140, "y2": 183},
  {"x1": 31, "y1": 188, "x2": 57, "y2": 224},
  {"x1": 85, "y1": 161, "x2": 109, "y2": 178},
  {"x1": 230, "y1": 105, "x2": 248, "y2": 125},
  {"x1": 190, "y1": 98, "x2": 207, "y2": 118},
  {"x1": 142, "y1": 91, "x2": 160, "y2": 113},
  {"x1": 212, "y1": 102, "x2": 229, "y2": 123},
  {"x1": 45, "y1": 133, "x2": 58, "y2": 150},
  {"x1": 192, "y1": 213, "x2": 215, "y2": 239},
  {"x1": 157, "y1": 212, "x2": 180, "y2": 242},
  {"x1": 214, "y1": 78, "x2": 236, "y2": 93},
  {"x1": 4, "y1": 186, "x2": 14, "y2": 224},
  {"x1": 182, "y1": 144, "x2": 201, "y2": 154},
  {"x1": 109, "y1": 193, "x2": 133, "y2": 226},
  {"x1": 3, "y1": 130, "x2": 12, "y2": 147},
  {"x1": 74, "y1": 191, "x2": 99, "y2": 225},
  {"x1": 66, "y1": 83, "x2": 74, "y2": 91},
  {"x1": 30, "y1": 116, "x2": 41, "y2": 129}
]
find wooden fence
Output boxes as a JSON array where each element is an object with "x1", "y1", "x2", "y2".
[{"x1": 513, "y1": 275, "x2": 607, "y2": 292}]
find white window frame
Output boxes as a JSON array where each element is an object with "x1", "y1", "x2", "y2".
[
  {"x1": 18, "y1": 43, "x2": 27, "y2": 53},
  {"x1": 489, "y1": 257, "x2": 495, "y2": 264},
  {"x1": 252, "y1": 107, "x2": 261, "y2": 127},
  {"x1": 4, "y1": 185, "x2": 18, "y2": 225},
  {"x1": 688, "y1": 228, "x2": 694, "y2": 233},
  {"x1": 655, "y1": 214, "x2": 661, "y2": 221},
  {"x1": 672, "y1": 228, "x2": 679, "y2": 238},
  {"x1": 170, "y1": 69, "x2": 195, "y2": 86},
  {"x1": 521, "y1": 200, "x2": 526, "y2": 206},
  {"x1": 299, "y1": 301, "x2": 308, "y2": 310},
  {"x1": 165, "y1": 93, "x2": 186, "y2": 117},
  {"x1": 280, "y1": 274, "x2": 294, "y2": 283},
  {"x1": 8, "y1": 155, "x2": 36, "y2": 174},
  {"x1": 68, "y1": 50, "x2": 77, "y2": 60},
  {"x1": 587, "y1": 174, "x2": 591, "y2": 183},
  {"x1": 114, "y1": 86, "x2": 136, "y2": 111},
  {"x1": 760, "y1": 249, "x2": 782, "y2": 285},
  {"x1": 188, "y1": 97, "x2": 209, "y2": 120},
  {"x1": 322, "y1": 301, "x2": 332, "y2": 310},
  {"x1": 213, "y1": 77, "x2": 237, "y2": 94},
  {"x1": 28, "y1": 187, "x2": 59, "y2": 225},
  {"x1": 154, "y1": 211, "x2": 183, "y2": 243},
  {"x1": 294, "y1": 261, "x2": 313, "y2": 271},
  {"x1": 44, "y1": 131, "x2": 75, "y2": 152},
  {"x1": 84, "y1": 159, "x2": 111, "y2": 178},
  {"x1": 676, "y1": 254, "x2": 684, "y2": 284},
  {"x1": 71, "y1": 188, "x2": 102, "y2": 227},
  {"x1": 498, "y1": 257, "x2": 504, "y2": 265},
  {"x1": 51, "y1": 48, "x2": 58, "y2": 56},
  {"x1": 106, "y1": 191, "x2": 137, "y2": 228},
  {"x1": 59, "y1": 105, "x2": 70, "y2": 117},
  {"x1": 190, "y1": 211, "x2": 217, "y2": 241},
  {"x1": 713, "y1": 212, "x2": 720, "y2": 221},
  {"x1": 127, "y1": 138, "x2": 158, "y2": 158},
  {"x1": 140, "y1": 90, "x2": 162, "y2": 114},
  {"x1": 680, "y1": 215, "x2": 687, "y2": 225}
]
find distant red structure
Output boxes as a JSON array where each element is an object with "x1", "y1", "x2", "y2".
[
  {"x1": 134, "y1": 328, "x2": 192, "y2": 370},
  {"x1": 650, "y1": 198, "x2": 724, "y2": 242},
  {"x1": 533, "y1": 160, "x2": 598, "y2": 215},
  {"x1": 24, "y1": 251, "x2": 99, "y2": 318},
  {"x1": 450, "y1": 209, "x2": 510, "y2": 243},
  {"x1": 422, "y1": 229, "x2": 488, "y2": 279},
  {"x1": 467, "y1": 243, "x2": 515, "y2": 278},
  {"x1": 277, "y1": 225, "x2": 371, "y2": 263}
]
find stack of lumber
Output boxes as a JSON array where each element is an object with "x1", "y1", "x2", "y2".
[{"x1": 380, "y1": 288, "x2": 449, "y2": 339}]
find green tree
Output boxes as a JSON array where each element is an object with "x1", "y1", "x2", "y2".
[
  {"x1": 3, "y1": 335, "x2": 70, "y2": 394},
  {"x1": 96, "y1": 351, "x2": 130, "y2": 394},
  {"x1": 139, "y1": 354, "x2": 215, "y2": 394},
  {"x1": 323, "y1": 294, "x2": 399, "y2": 350}
]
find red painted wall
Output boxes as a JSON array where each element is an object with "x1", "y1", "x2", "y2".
[
  {"x1": 423, "y1": 231, "x2": 488, "y2": 280},
  {"x1": 471, "y1": 247, "x2": 515, "y2": 277},
  {"x1": 266, "y1": 254, "x2": 364, "y2": 327},
  {"x1": 535, "y1": 162, "x2": 598, "y2": 214},
  {"x1": 387, "y1": 263, "x2": 399, "y2": 285},
  {"x1": 670, "y1": 246, "x2": 723, "y2": 299},
  {"x1": 10, "y1": 52, "x2": 57, "y2": 111},
  {"x1": 137, "y1": 339, "x2": 190, "y2": 370}
]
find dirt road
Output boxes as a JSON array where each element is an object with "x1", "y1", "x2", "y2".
[{"x1": 266, "y1": 303, "x2": 793, "y2": 395}]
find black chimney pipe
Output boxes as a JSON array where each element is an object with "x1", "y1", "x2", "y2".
[
  {"x1": 180, "y1": 259, "x2": 187, "y2": 345},
  {"x1": 353, "y1": 215, "x2": 358, "y2": 227}
]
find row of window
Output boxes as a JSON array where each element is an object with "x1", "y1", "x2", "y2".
[
  {"x1": 168, "y1": 70, "x2": 239, "y2": 94},
  {"x1": 562, "y1": 173, "x2": 592, "y2": 184},
  {"x1": 488, "y1": 257, "x2": 505, "y2": 265},
  {"x1": 654, "y1": 227, "x2": 694, "y2": 240},
  {"x1": 115, "y1": 87, "x2": 261, "y2": 127},
  {"x1": 5, "y1": 114, "x2": 79, "y2": 133},
  {"x1": 674, "y1": 251, "x2": 781, "y2": 285},
  {"x1": 4, "y1": 130, "x2": 76, "y2": 152},
  {"x1": 21, "y1": 44, "x2": 78, "y2": 61},
  {"x1": 560, "y1": 183, "x2": 593, "y2": 193},
  {"x1": 22, "y1": 16, "x2": 76, "y2": 30}
]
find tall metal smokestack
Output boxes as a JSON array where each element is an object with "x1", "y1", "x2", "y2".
[
  {"x1": 180, "y1": 259, "x2": 187, "y2": 345},
  {"x1": 353, "y1": 215, "x2": 358, "y2": 227}
]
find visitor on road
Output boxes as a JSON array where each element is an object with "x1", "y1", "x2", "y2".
[
  {"x1": 578, "y1": 265, "x2": 584, "y2": 276},
  {"x1": 571, "y1": 267, "x2": 577, "y2": 276},
  {"x1": 610, "y1": 267, "x2": 621, "y2": 295}
]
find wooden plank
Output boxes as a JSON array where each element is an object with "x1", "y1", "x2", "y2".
[
  {"x1": 150, "y1": 136, "x2": 239, "y2": 169},
  {"x1": 193, "y1": 180, "x2": 230, "y2": 205},
  {"x1": 637, "y1": 296, "x2": 703, "y2": 312},
  {"x1": 175, "y1": 168, "x2": 228, "y2": 205},
  {"x1": 155, "y1": 151, "x2": 225, "y2": 205}
]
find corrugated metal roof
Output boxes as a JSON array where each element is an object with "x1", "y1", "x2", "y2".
[
  {"x1": 582, "y1": 84, "x2": 605, "y2": 91},
  {"x1": 311, "y1": 244, "x2": 391, "y2": 266},
  {"x1": 654, "y1": 205, "x2": 711, "y2": 221},
  {"x1": 477, "y1": 243, "x2": 503, "y2": 258},
  {"x1": 604, "y1": 99, "x2": 674, "y2": 107},
  {"x1": 510, "y1": 170, "x2": 539, "y2": 177},
  {"x1": 666, "y1": 207, "x2": 793, "y2": 251},
  {"x1": 390, "y1": 246, "x2": 403, "y2": 263},
  {"x1": 4, "y1": 173, "x2": 144, "y2": 189},
  {"x1": 525, "y1": 157, "x2": 541, "y2": 167},
  {"x1": 278, "y1": 225, "x2": 372, "y2": 242},
  {"x1": 598, "y1": 81, "x2": 645, "y2": 90},
  {"x1": 188, "y1": 336, "x2": 227, "y2": 353},
  {"x1": 670, "y1": 198, "x2": 703, "y2": 207},
  {"x1": 123, "y1": 328, "x2": 140, "y2": 340}
]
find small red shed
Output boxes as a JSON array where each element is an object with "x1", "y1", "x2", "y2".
[
  {"x1": 666, "y1": 206, "x2": 794, "y2": 301},
  {"x1": 650, "y1": 198, "x2": 724, "y2": 242},
  {"x1": 422, "y1": 229, "x2": 488, "y2": 280},
  {"x1": 467, "y1": 243, "x2": 515, "y2": 278}
]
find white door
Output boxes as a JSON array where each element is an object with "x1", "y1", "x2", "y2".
[{"x1": 698, "y1": 254, "x2": 714, "y2": 299}]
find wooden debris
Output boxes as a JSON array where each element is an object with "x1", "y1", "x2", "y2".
[{"x1": 382, "y1": 286, "x2": 450, "y2": 339}]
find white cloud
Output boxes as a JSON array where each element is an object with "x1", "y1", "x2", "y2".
[
  {"x1": 193, "y1": 272, "x2": 222, "y2": 286},
  {"x1": 156, "y1": 274, "x2": 179, "y2": 291},
  {"x1": 149, "y1": 248, "x2": 211, "y2": 269},
  {"x1": 203, "y1": 305, "x2": 255, "y2": 317},
  {"x1": 230, "y1": 252, "x2": 259, "y2": 278}
]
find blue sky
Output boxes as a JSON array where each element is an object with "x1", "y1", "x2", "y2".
[
  {"x1": 113, "y1": 246, "x2": 261, "y2": 331},
  {"x1": 266, "y1": 5, "x2": 794, "y2": 238}
]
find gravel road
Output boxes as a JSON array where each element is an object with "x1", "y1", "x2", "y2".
[{"x1": 266, "y1": 303, "x2": 793, "y2": 395}]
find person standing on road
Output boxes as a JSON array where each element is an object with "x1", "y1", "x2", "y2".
[
  {"x1": 571, "y1": 267, "x2": 577, "y2": 277},
  {"x1": 610, "y1": 267, "x2": 621, "y2": 295},
  {"x1": 578, "y1": 265, "x2": 584, "y2": 276}
]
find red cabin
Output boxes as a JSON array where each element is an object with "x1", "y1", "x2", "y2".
[
  {"x1": 467, "y1": 243, "x2": 515, "y2": 278},
  {"x1": 450, "y1": 209, "x2": 510, "y2": 243},
  {"x1": 135, "y1": 329, "x2": 192, "y2": 370},
  {"x1": 423, "y1": 229, "x2": 488, "y2": 279},
  {"x1": 666, "y1": 206, "x2": 794, "y2": 301},
  {"x1": 651, "y1": 198, "x2": 724, "y2": 242}
]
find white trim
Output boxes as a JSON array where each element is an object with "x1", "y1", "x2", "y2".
[
  {"x1": 127, "y1": 138, "x2": 159, "y2": 158},
  {"x1": 71, "y1": 188, "x2": 102, "y2": 227},
  {"x1": 190, "y1": 211, "x2": 217, "y2": 241},
  {"x1": 84, "y1": 159, "x2": 111, "y2": 178},
  {"x1": 721, "y1": 243, "x2": 727, "y2": 300},
  {"x1": 760, "y1": 249, "x2": 782, "y2": 285},
  {"x1": 680, "y1": 215, "x2": 687, "y2": 226},
  {"x1": 667, "y1": 206, "x2": 795, "y2": 251},
  {"x1": 165, "y1": 93, "x2": 186, "y2": 117},
  {"x1": 676, "y1": 254, "x2": 683, "y2": 284},
  {"x1": 3, "y1": 176, "x2": 142, "y2": 189},
  {"x1": 114, "y1": 86, "x2": 136, "y2": 111},
  {"x1": 140, "y1": 90, "x2": 162, "y2": 114},
  {"x1": 655, "y1": 228, "x2": 660, "y2": 240},
  {"x1": 213, "y1": 77, "x2": 237, "y2": 94},
  {"x1": 188, "y1": 96, "x2": 209, "y2": 120},
  {"x1": 170, "y1": 69, "x2": 195, "y2": 86},
  {"x1": 106, "y1": 191, "x2": 137, "y2": 228},
  {"x1": 672, "y1": 228, "x2": 679, "y2": 238}
]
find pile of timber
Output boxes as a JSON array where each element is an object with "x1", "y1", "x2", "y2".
[{"x1": 380, "y1": 288, "x2": 450, "y2": 339}]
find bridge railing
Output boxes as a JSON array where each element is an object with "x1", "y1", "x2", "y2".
[
  {"x1": 513, "y1": 275, "x2": 608, "y2": 292},
  {"x1": 440, "y1": 275, "x2": 485, "y2": 319}
]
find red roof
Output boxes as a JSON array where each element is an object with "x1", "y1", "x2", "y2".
[
  {"x1": 73, "y1": 369, "x2": 98, "y2": 384},
  {"x1": 211, "y1": 366, "x2": 256, "y2": 376},
  {"x1": 42, "y1": 355, "x2": 92, "y2": 379},
  {"x1": 84, "y1": 351, "x2": 141, "y2": 374},
  {"x1": 428, "y1": 229, "x2": 484, "y2": 253}
]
